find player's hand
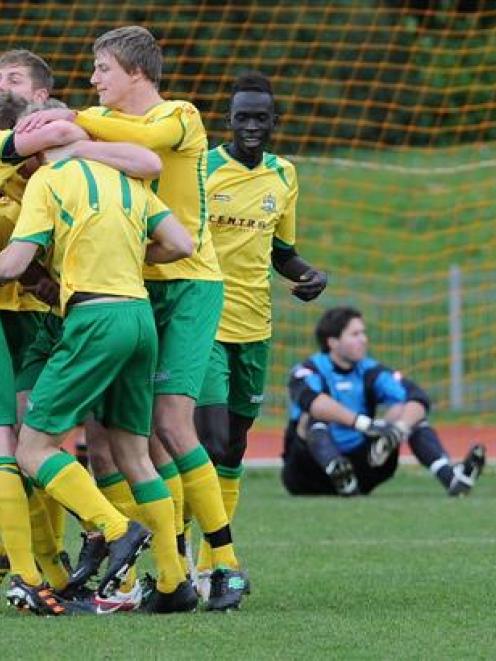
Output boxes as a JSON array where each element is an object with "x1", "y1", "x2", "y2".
[
  {"x1": 23, "y1": 278, "x2": 60, "y2": 306},
  {"x1": 353, "y1": 415, "x2": 404, "y2": 443},
  {"x1": 15, "y1": 108, "x2": 76, "y2": 133},
  {"x1": 291, "y1": 269, "x2": 327, "y2": 301}
]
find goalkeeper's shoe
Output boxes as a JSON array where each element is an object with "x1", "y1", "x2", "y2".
[
  {"x1": 325, "y1": 456, "x2": 359, "y2": 496},
  {"x1": 67, "y1": 531, "x2": 108, "y2": 591},
  {"x1": 7, "y1": 575, "x2": 97, "y2": 616},
  {"x1": 142, "y1": 580, "x2": 198, "y2": 614},
  {"x1": 92, "y1": 579, "x2": 142, "y2": 614},
  {"x1": 206, "y1": 567, "x2": 247, "y2": 611},
  {"x1": 448, "y1": 444, "x2": 486, "y2": 496},
  {"x1": 368, "y1": 436, "x2": 398, "y2": 468},
  {"x1": 98, "y1": 521, "x2": 152, "y2": 598}
]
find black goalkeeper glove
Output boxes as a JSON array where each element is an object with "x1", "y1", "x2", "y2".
[
  {"x1": 353, "y1": 415, "x2": 408, "y2": 444},
  {"x1": 291, "y1": 269, "x2": 328, "y2": 302}
]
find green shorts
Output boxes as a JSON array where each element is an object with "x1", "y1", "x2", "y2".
[
  {"x1": 16, "y1": 312, "x2": 64, "y2": 393},
  {"x1": 197, "y1": 339, "x2": 270, "y2": 419},
  {"x1": 146, "y1": 279, "x2": 223, "y2": 400},
  {"x1": 0, "y1": 316, "x2": 16, "y2": 426},
  {"x1": 24, "y1": 300, "x2": 157, "y2": 437},
  {"x1": 1, "y1": 310, "x2": 45, "y2": 376}
]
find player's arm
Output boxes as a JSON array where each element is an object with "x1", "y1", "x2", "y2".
[
  {"x1": 270, "y1": 163, "x2": 327, "y2": 301},
  {"x1": 272, "y1": 242, "x2": 327, "y2": 302},
  {"x1": 2, "y1": 169, "x2": 54, "y2": 285},
  {"x1": 290, "y1": 362, "x2": 397, "y2": 436},
  {"x1": 290, "y1": 363, "x2": 359, "y2": 427},
  {"x1": 13, "y1": 121, "x2": 89, "y2": 158},
  {"x1": 16, "y1": 106, "x2": 185, "y2": 151},
  {"x1": 145, "y1": 202, "x2": 194, "y2": 264},
  {"x1": 53, "y1": 140, "x2": 162, "y2": 179},
  {"x1": 0, "y1": 241, "x2": 38, "y2": 283},
  {"x1": 383, "y1": 378, "x2": 431, "y2": 440}
]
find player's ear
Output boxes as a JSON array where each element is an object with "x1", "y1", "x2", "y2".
[
  {"x1": 272, "y1": 113, "x2": 279, "y2": 128},
  {"x1": 225, "y1": 112, "x2": 232, "y2": 129}
]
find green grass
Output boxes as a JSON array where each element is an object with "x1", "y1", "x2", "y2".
[{"x1": 1, "y1": 468, "x2": 495, "y2": 660}]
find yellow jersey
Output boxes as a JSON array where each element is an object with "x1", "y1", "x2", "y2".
[
  {"x1": 207, "y1": 146, "x2": 297, "y2": 343},
  {"x1": 0, "y1": 132, "x2": 47, "y2": 313},
  {"x1": 0, "y1": 128, "x2": 30, "y2": 203},
  {"x1": 75, "y1": 101, "x2": 221, "y2": 282},
  {"x1": 11, "y1": 158, "x2": 171, "y2": 315}
]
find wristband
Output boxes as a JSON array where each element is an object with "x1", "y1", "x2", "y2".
[{"x1": 353, "y1": 414, "x2": 371, "y2": 432}]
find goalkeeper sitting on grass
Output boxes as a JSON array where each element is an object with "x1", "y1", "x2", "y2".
[{"x1": 282, "y1": 306, "x2": 485, "y2": 497}]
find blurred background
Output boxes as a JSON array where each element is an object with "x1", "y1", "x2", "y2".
[{"x1": 3, "y1": 0, "x2": 496, "y2": 426}]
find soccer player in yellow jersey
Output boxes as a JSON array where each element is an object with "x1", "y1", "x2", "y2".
[
  {"x1": 0, "y1": 130, "x2": 197, "y2": 613},
  {"x1": 194, "y1": 72, "x2": 327, "y2": 592},
  {"x1": 0, "y1": 51, "x2": 56, "y2": 393},
  {"x1": 0, "y1": 51, "x2": 75, "y2": 610},
  {"x1": 18, "y1": 25, "x2": 248, "y2": 610},
  {"x1": 0, "y1": 91, "x2": 173, "y2": 612}
]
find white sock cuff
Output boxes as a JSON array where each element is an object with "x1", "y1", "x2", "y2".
[{"x1": 430, "y1": 457, "x2": 449, "y2": 475}]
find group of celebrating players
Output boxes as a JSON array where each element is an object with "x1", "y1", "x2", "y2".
[{"x1": 0, "y1": 26, "x2": 327, "y2": 615}]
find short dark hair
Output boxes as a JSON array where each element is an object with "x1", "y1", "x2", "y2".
[
  {"x1": 315, "y1": 307, "x2": 363, "y2": 352},
  {"x1": 94, "y1": 26, "x2": 162, "y2": 89},
  {"x1": 231, "y1": 70, "x2": 273, "y2": 101},
  {"x1": 0, "y1": 91, "x2": 27, "y2": 129},
  {"x1": 0, "y1": 50, "x2": 53, "y2": 92}
]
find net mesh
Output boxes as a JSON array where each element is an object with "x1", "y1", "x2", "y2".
[{"x1": 2, "y1": 0, "x2": 496, "y2": 421}]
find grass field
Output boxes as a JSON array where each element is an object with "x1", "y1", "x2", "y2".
[{"x1": 1, "y1": 467, "x2": 495, "y2": 660}]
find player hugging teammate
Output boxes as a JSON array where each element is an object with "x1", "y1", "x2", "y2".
[{"x1": 0, "y1": 27, "x2": 325, "y2": 616}]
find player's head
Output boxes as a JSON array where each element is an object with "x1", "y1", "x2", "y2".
[
  {"x1": 91, "y1": 26, "x2": 162, "y2": 107},
  {"x1": 315, "y1": 307, "x2": 367, "y2": 363},
  {"x1": 19, "y1": 97, "x2": 67, "y2": 118},
  {"x1": 0, "y1": 91, "x2": 28, "y2": 129},
  {"x1": 227, "y1": 70, "x2": 278, "y2": 156},
  {"x1": 0, "y1": 50, "x2": 53, "y2": 103}
]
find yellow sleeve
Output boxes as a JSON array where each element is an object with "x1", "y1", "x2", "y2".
[
  {"x1": 274, "y1": 162, "x2": 297, "y2": 247},
  {"x1": 75, "y1": 107, "x2": 185, "y2": 151},
  {"x1": 0, "y1": 129, "x2": 25, "y2": 166},
  {"x1": 11, "y1": 170, "x2": 54, "y2": 247}
]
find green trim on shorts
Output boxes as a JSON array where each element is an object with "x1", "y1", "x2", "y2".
[
  {"x1": 157, "y1": 461, "x2": 179, "y2": 481},
  {"x1": 217, "y1": 464, "x2": 244, "y2": 479},
  {"x1": 132, "y1": 478, "x2": 169, "y2": 504},
  {"x1": 36, "y1": 452, "x2": 76, "y2": 488},
  {"x1": 175, "y1": 445, "x2": 210, "y2": 474},
  {"x1": 96, "y1": 472, "x2": 126, "y2": 489},
  {"x1": 0, "y1": 456, "x2": 17, "y2": 465}
]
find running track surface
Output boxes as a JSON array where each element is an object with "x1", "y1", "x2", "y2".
[
  {"x1": 245, "y1": 425, "x2": 495, "y2": 465},
  {"x1": 64, "y1": 425, "x2": 495, "y2": 466}
]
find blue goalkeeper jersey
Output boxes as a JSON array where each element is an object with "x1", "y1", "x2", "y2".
[{"x1": 288, "y1": 352, "x2": 407, "y2": 452}]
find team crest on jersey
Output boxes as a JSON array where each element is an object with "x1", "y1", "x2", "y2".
[
  {"x1": 261, "y1": 193, "x2": 276, "y2": 212},
  {"x1": 213, "y1": 193, "x2": 231, "y2": 202}
]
